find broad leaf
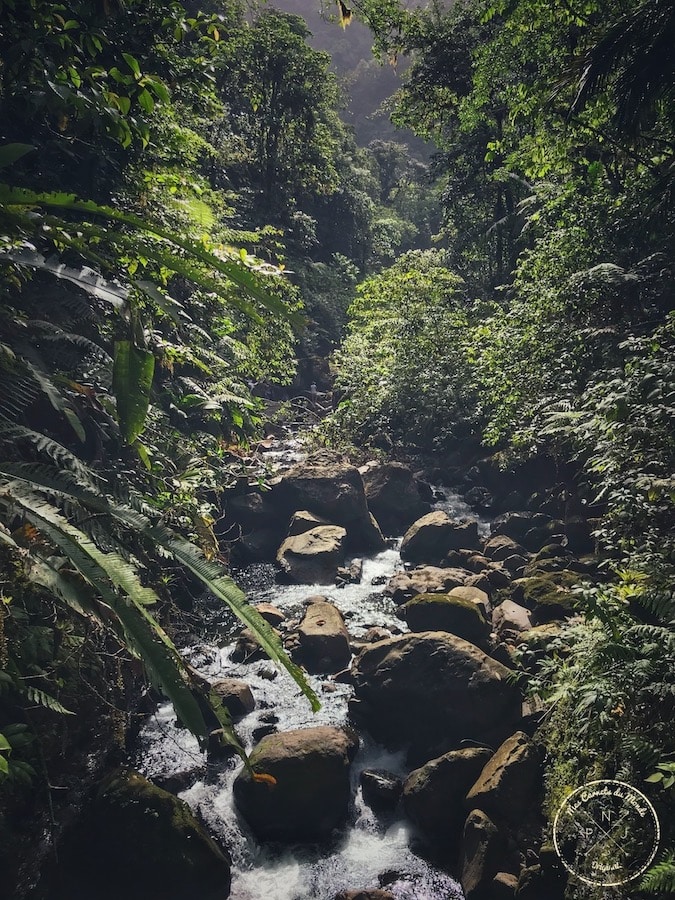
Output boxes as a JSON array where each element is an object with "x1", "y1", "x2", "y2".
[{"x1": 112, "y1": 341, "x2": 155, "y2": 443}]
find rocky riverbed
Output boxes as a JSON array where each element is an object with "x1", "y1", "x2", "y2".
[{"x1": 124, "y1": 450, "x2": 591, "y2": 899}]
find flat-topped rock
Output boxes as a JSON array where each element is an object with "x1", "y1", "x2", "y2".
[
  {"x1": 276, "y1": 525, "x2": 347, "y2": 584},
  {"x1": 385, "y1": 566, "x2": 471, "y2": 604},
  {"x1": 401, "y1": 511, "x2": 480, "y2": 564},
  {"x1": 403, "y1": 593, "x2": 489, "y2": 644},
  {"x1": 297, "y1": 597, "x2": 351, "y2": 673}
]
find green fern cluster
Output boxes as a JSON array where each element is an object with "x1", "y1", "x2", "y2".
[{"x1": 0, "y1": 146, "x2": 318, "y2": 774}]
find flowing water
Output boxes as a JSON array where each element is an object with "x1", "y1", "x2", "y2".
[{"x1": 133, "y1": 488, "x2": 492, "y2": 900}]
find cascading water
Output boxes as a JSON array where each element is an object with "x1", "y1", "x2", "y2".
[{"x1": 133, "y1": 489, "x2": 491, "y2": 900}]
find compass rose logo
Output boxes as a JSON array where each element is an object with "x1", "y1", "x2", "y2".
[{"x1": 553, "y1": 779, "x2": 660, "y2": 887}]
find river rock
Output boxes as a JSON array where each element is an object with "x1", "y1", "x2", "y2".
[
  {"x1": 360, "y1": 461, "x2": 431, "y2": 535},
  {"x1": 493, "y1": 871, "x2": 518, "y2": 899},
  {"x1": 233, "y1": 726, "x2": 358, "y2": 842},
  {"x1": 461, "y1": 809, "x2": 504, "y2": 900},
  {"x1": 492, "y1": 600, "x2": 533, "y2": 635},
  {"x1": 231, "y1": 627, "x2": 274, "y2": 663},
  {"x1": 403, "y1": 748, "x2": 492, "y2": 849},
  {"x1": 288, "y1": 509, "x2": 329, "y2": 536},
  {"x1": 401, "y1": 512, "x2": 480, "y2": 564},
  {"x1": 297, "y1": 597, "x2": 351, "y2": 673},
  {"x1": 465, "y1": 732, "x2": 542, "y2": 824},
  {"x1": 511, "y1": 573, "x2": 577, "y2": 622},
  {"x1": 403, "y1": 593, "x2": 489, "y2": 644},
  {"x1": 210, "y1": 678, "x2": 255, "y2": 719},
  {"x1": 254, "y1": 602, "x2": 285, "y2": 626},
  {"x1": 447, "y1": 585, "x2": 491, "y2": 617},
  {"x1": 52, "y1": 768, "x2": 231, "y2": 900},
  {"x1": 351, "y1": 633, "x2": 522, "y2": 759},
  {"x1": 490, "y1": 512, "x2": 538, "y2": 542},
  {"x1": 337, "y1": 558, "x2": 363, "y2": 585},
  {"x1": 223, "y1": 491, "x2": 284, "y2": 563},
  {"x1": 360, "y1": 769, "x2": 403, "y2": 811},
  {"x1": 271, "y1": 453, "x2": 385, "y2": 551},
  {"x1": 384, "y1": 566, "x2": 471, "y2": 604},
  {"x1": 563, "y1": 516, "x2": 594, "y2": 554},
  {"x1": 483, "y1": 535, "x2": 527, "y2": 563},
  {"x1": 276, "y1": 525, "x2": 347, "y2": 583},
  {"x1": 515, "y1": 864, "x2": 566, "y2": 899}
]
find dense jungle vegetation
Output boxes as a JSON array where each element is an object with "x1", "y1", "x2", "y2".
[{"x1": 0, "y1": 0, "x2": 674, "y2": 897}]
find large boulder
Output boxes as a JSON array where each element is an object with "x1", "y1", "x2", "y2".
[
  {"x1": 297, "y1": 597, "x2": 351, "y2": 674},
  {"x1": 403, "y1": 748, "x2": 492, "y2": 850},
  {"x1": 384, "y1": 566, "x2": 471, "y2": 604},
  {"x1": 466, "y1": 732, "x2": 542, "y2": 825},
  {"x1": 447, "y1": 585, "x2": 491, "y2": 618},
  {"x1": 271, "y1": 453, "x2": 385, "y2": 551},
  {"x1": 511, "y1": 573, "x2": 577, "y2": 622},
  {"x1": 233, "y1": 727, "x2": 358, "y2": 842},
  {"x1": 360, "y1": 461, "x2": 431, "y2": 535},
  {"x1": 490, "y1": 512, "x2": 539, "y2": 543},
  {"x1": 52, "y1": 769, "x2": 231, "y2": 900},
  {"x1": 276, "y1": 525, "x2": 347, "y2": 584},
  {"x1": 403, "y1": 593, "x2": 489, "y2": 644},
  {"x1": 351, "y1": 633, "x2": 522, "y2": 759},
  {"x1": 222, "y1": 491, "x2": 284, "y2": 563},
  {"x1": 401, "y1": 512, "x2": 480, "y2": 564}
]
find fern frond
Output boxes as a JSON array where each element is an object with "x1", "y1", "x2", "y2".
[
  {"x1": 0, "y1": 426, "x2": 99, "y2": 483},
  {"x1": 641, "y1": 854, "x2": 675, "y2": 895},
  {"x1": 23, "y1": 686, "x2": 74, "y2": 716}
]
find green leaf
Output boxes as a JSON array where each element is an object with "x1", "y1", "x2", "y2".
[
  {"x1": 137, "y1": 88, "x2": 155, "y2": 114},
  {"x1": 112, "y1": 341, "x2": 155, "y2": 443},
  {"x1": 0, "y1": 466, "x2": 320, "y2": 715},
  {"x1": 645, "y1": 772, "x2": 664, "y2": 782},
  {"x1": 145, "y1": 77, "x2": 170, "y2": 104},
  {"x1": 0, "y1": 735, "x2": 11, "y2": 752},
  {"x1": 122, "y1": 53, "x2": 141, "y2": 77},
  {"x1": 0, "y1": 143, "x2": 34, "y2": 170},
  {"x1": 0, "y1": 755, "x2": 8, "y2": 776},
  {"x1": 25, "y1": 686, "x2": 75, "y2": 715}
]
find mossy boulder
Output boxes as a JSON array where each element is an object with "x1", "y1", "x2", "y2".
[
  {"x1": 511, "y1": 573, "x2": 578, "y2": 622},
  {"x1": 403, "y1": 593, "x2": 489, "y2": 644},
  {"x1": 51, "y1": 768, "x2": 231, "y2": 900}
]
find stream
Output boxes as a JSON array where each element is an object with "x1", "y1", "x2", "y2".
[{"x1": 133, "y1": 485, "x2": 492, "y2": 900}]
